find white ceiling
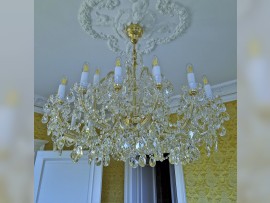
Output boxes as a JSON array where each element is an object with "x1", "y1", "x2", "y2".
[{"x1": 35, "y1": 0, "x2": 236, "y2": 98}]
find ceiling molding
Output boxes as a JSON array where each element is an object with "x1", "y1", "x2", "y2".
[
  {"x1": 34, "y1": 79, "x2": 237, "y2": 114},
  {"x1": 78, "y1": 0, "x2": 191, "y2": 56},
  {"x1": 169, "y1": 79, "x2": 237, "y2": 109}
]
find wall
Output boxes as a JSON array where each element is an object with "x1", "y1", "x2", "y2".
[{"x1": 183, "y1": 101, "x2": 237, "y2": 202}]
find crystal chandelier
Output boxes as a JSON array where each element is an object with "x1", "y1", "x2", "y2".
[{"x1": 42, "y1": 23, "x2": 229, "y2": 168}]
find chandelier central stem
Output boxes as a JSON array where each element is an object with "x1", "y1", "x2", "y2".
[
  {"x1": 132, "y1": 43, "x2": 137, "y2": 115},
  {"x1": 126, "y1": 23, "x2": 143, "y2": 117}
]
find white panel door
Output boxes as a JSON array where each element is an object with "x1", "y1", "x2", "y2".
[{"x1": 34, "y1": 151, "x2": 103, "y2": 203}]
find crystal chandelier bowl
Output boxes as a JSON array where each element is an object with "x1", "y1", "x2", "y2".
[{"x1": 42, "y1": 23, "x2": 229, "y2": 168}]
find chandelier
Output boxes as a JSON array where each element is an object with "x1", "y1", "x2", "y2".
[{"x1": 41, "y1": 23, "x2": 229, "y2": 168}]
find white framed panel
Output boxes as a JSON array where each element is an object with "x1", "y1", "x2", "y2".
[{"x1": 34, "y1": 151, "x2": 103, "y2": 203}]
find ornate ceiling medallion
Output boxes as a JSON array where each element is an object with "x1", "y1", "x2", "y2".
[{"x1": 78, "y1": 0, "x2": 191, "y2": 57}]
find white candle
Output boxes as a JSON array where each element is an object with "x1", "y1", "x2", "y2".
[
  {"x1": 93, "y1": 69, "x2": 100, "y2": 86},
  {"x1": 114, "y1": 58, "x2": 122, "y2": 84},
  {"x1": 58, "y1": 77, "x2": 67, "y2": 100},
  {"x1": 203, "y1": 76, "x2": 213, "y2": 99},
  {"x1": 152, "y1": 57, "x2": 162, "y2": 84},
  {"x1": 80, "y1": 63, "x2": 89, "y2": 88},
  {"x1": 187, "y1": 64, "x2": 197, "y2": 89}
]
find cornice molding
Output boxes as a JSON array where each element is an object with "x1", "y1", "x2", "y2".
[{"x1": 34, "y1": 80, "x2": 237, "y2": 114}]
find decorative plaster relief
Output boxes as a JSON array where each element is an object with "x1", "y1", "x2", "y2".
[{"x1": 78, "y1": 0, "x2": 191, "y2": 58}]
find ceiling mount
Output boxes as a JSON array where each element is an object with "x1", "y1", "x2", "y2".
[{"x1": 126, "y1": 23, "x2": 144, "y2": 45}]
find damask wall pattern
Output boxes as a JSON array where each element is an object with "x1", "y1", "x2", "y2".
[
  {"x1": 101, "y1": 160, "x2": 124, "y2": 203},
  {"x1": 34, "y1": 112, "x2": 52, "y2": 150},
  {"x1": 183, "y1": 101, "x2": 237, "y2": 203}
]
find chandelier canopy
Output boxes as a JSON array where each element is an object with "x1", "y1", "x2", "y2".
[{"x1": 42, "y1": 23, "x2": 229, "y2": 168}]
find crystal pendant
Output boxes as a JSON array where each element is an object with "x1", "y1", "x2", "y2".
[
  {"x1": 154, "y1": 151, "x2": 163, "y2": 161},
  {"x1": 169, "y1": 154, "x2": 176, "y2": 164},
  {"x1": 219, "y1": 126, "x2": 226, "y2": 136},
  {"x1": 56, "y1": 138, "x2": 65, "y2": 150},
  {"x1": 66, "y1": 92, "x2": 75, "y2": 103},
  {"x1": 41, "y1": 115, "x2": 48, "y2": 124},
  {"x1": 149, "y1": 157, "x2": 156, "y2": 167},
  {"x1": 138, "y1": 155, "x2": 146, "y2": 167},
  {"x1": 129, "y1": 157, "x2": 139, "y2": 168},
  {"x1": 95, "y1": 156, "x2": 102, "y2": 166},
  {"x1": 70, "y1": 146, "x2": 83, "y2": 163},
  {"x1": 103, "y1": 156, "x2": 110, "y2": 167},
  {"x1": 88, "y1": 150, "x2": 96, "y2": 164}
]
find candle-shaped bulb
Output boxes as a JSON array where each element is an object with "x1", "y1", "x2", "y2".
[
  {"x1": 115, "y1": 58, "x2": 122, "y2": 84},
  {"x1": 93, "y1": 68, "x2": 100, "y2": 86},
  {"x1": 116, "y1": 58, "x2": 121, "y2": 67},
  {"x1": 80, "y1": 62, "x2": 89, "y2": 88},
  {"x1": 203, "y1": 75, "x2": 213, "y2": 99},
  {"x1": 152, "y1": 56, "x2": 162, "y2": 84},
  {"x1": 58, "y1": 76, "x2": 67, "y2": 100},
  {"x1": 186, "y1": 63, "x2": 197, "y2": 89},
  {"x1": 152, "y1": 56, "x2": 159, "y2": 67}
]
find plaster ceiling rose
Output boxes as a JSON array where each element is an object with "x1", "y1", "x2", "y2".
[{"x1": 78, "y1": 0, "x2": 191, "y2": 57}]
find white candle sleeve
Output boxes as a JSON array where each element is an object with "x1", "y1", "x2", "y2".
[
  {"x1": 58, "y1": 84, "x2": 66, "y2": 100},
  {"x1": 204, "y1": 84, "x2": 213, "y2": 98},
  {"x1": 93, "y1": 74, "x2": 100, "y2": 86},
  {"x1": 80, "y1": 71, "x2": 89, "y2": 88},
  {"x1": 152, "y1": 65, "x2": 162, "y2": 83},
  {"x1": 187, "y1": 73, "x2": 197, "y2": 89},
  {"x1": 114, "y1": 66, "x2": 122, "y2": 84}
]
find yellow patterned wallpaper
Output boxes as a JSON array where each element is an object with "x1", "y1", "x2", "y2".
[
  {"x1": 183, "y1": 101, "x2": 237, "y2": 203},
  {"x1": 34, "y1": 112, "x2": 53, "y2": 150},
  {"x1": 101, "y1": 160, "x2": 124, "y2": 203},
  {"x1": 34, "y1": 100, "x2": 236, "y2": 203}
]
